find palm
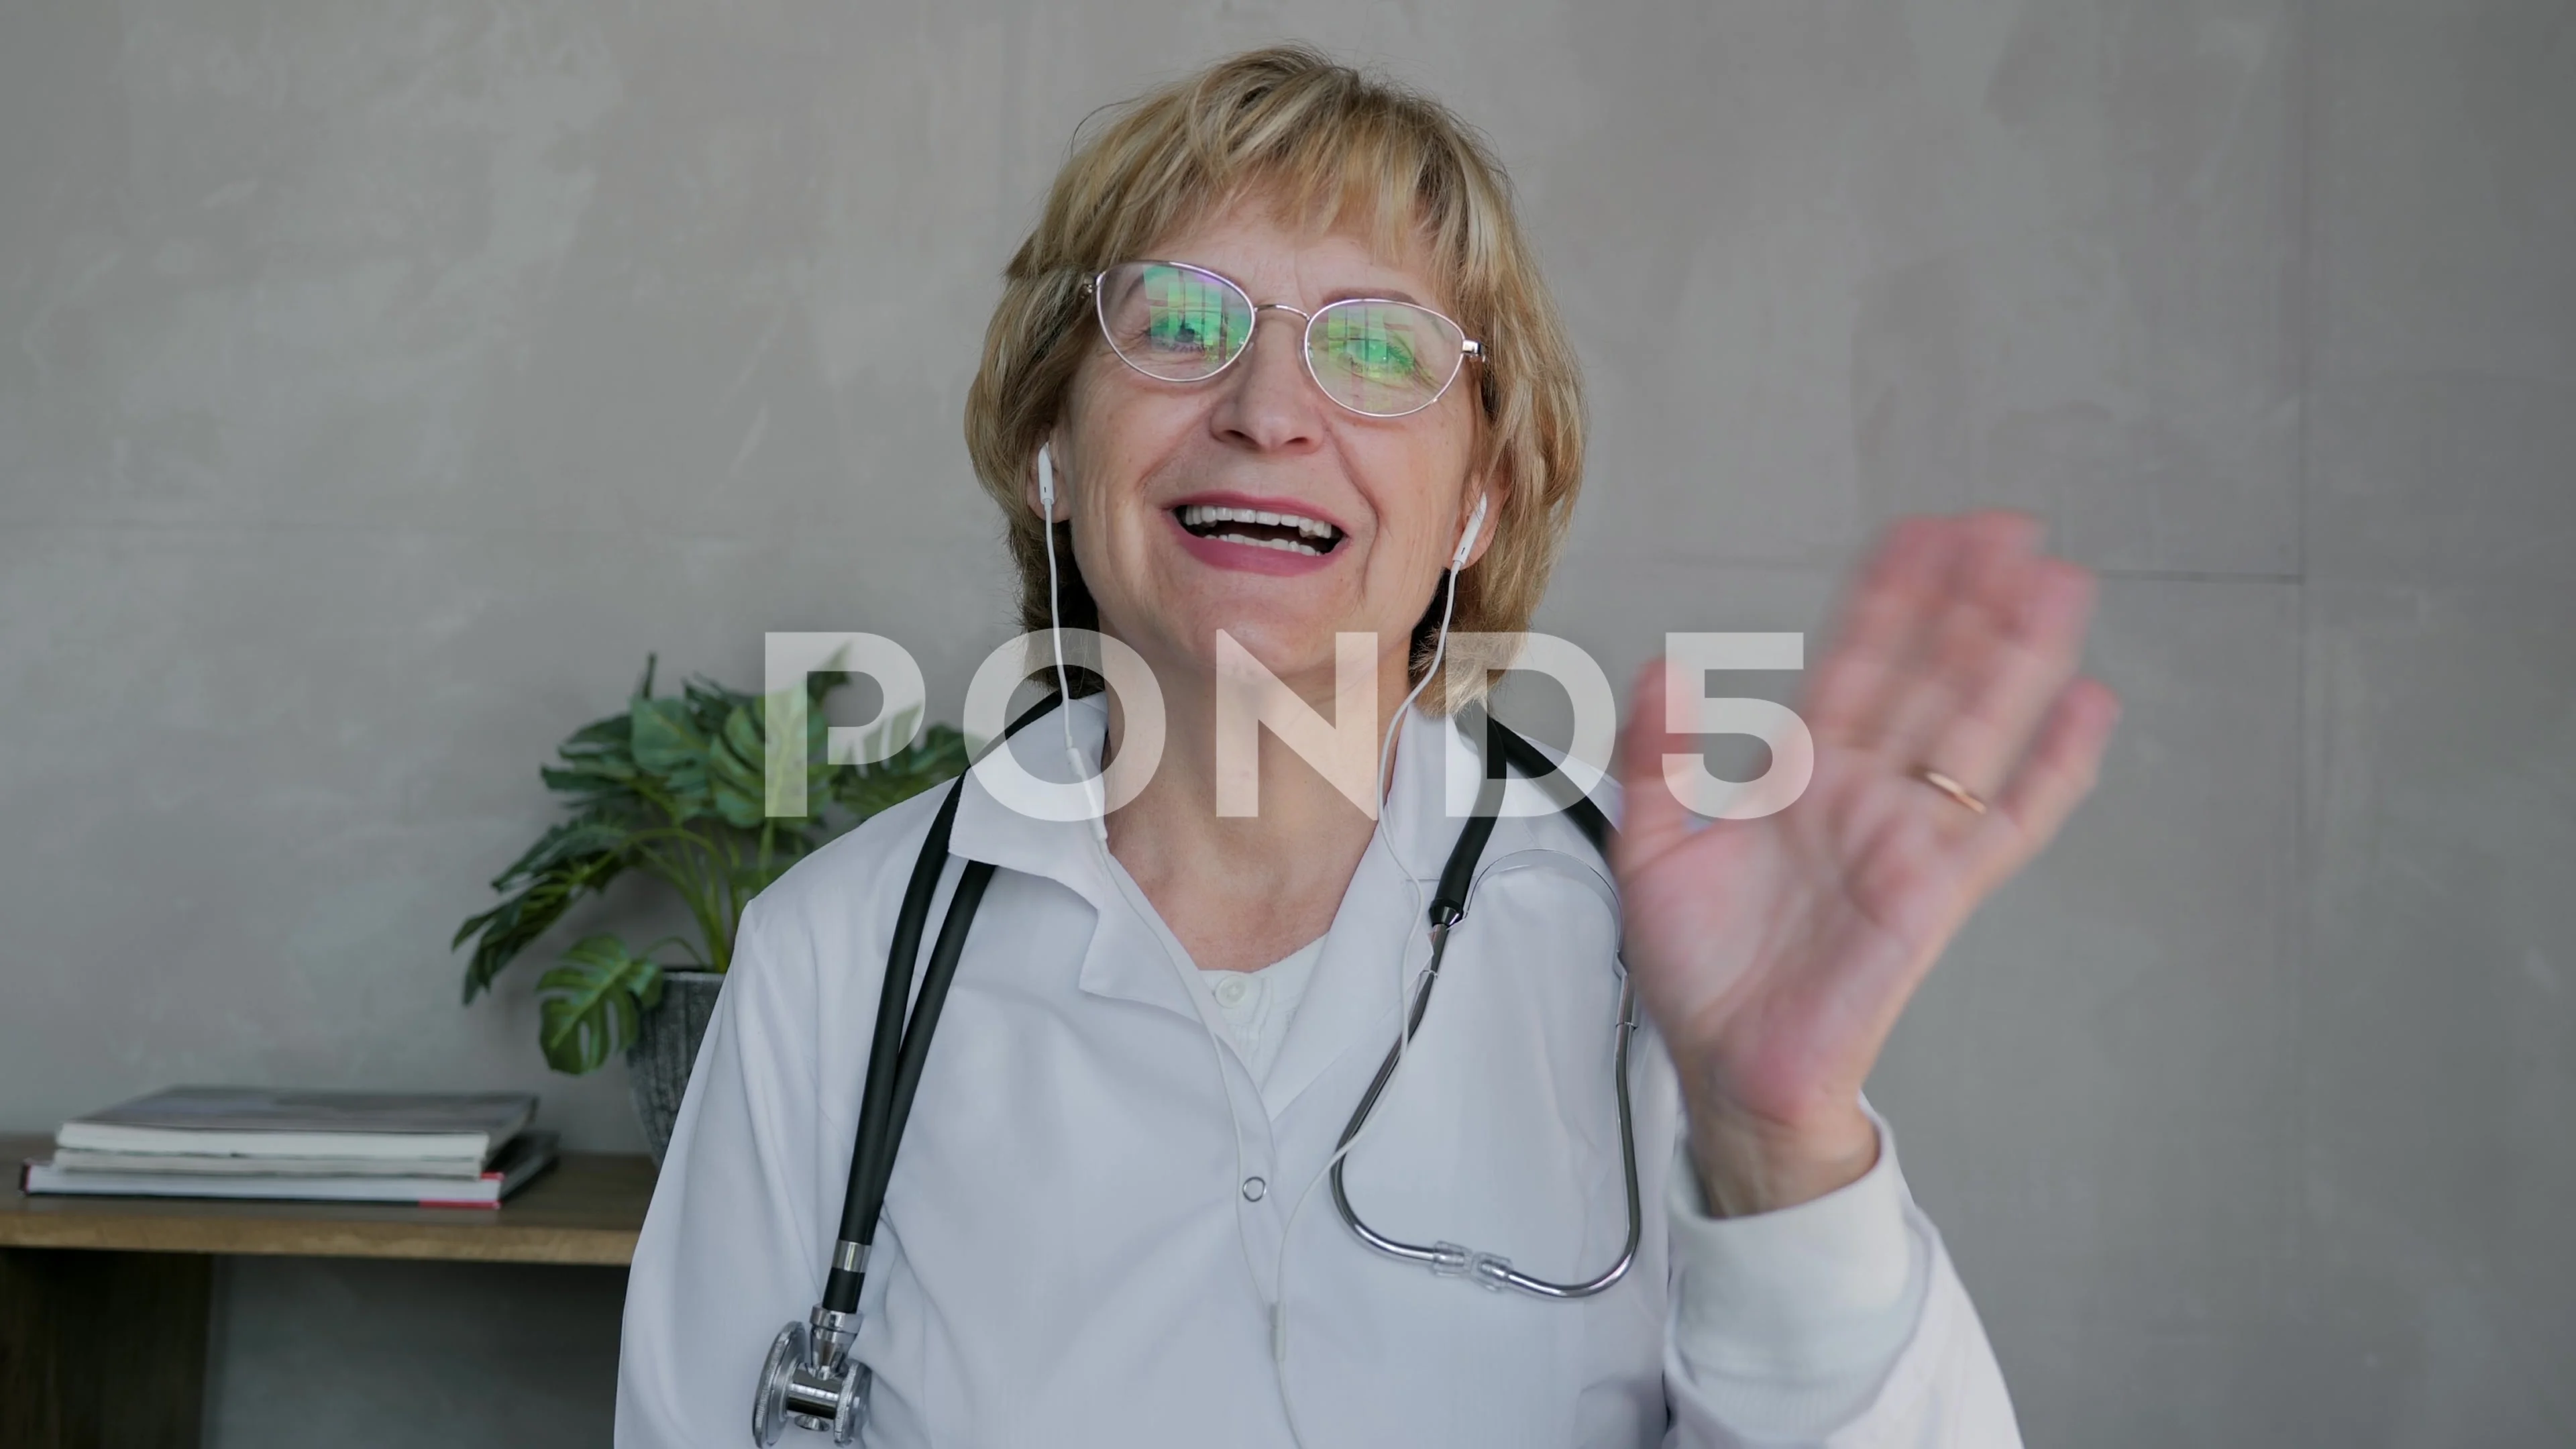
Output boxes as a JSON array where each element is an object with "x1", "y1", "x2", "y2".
[{"x1": 1613, "y1": 513, "x2": 2121, "y2": 1151}]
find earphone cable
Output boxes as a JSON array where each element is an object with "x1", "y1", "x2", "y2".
[{"x1": 1268, "y1": 541, "x2": 1469, "y2": 1449}]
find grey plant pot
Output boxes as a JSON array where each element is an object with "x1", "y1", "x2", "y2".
[{"x1": 627, "y1": 969, "x2": 724, "y2": 1165}]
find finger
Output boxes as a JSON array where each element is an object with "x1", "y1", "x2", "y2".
[
  {"x1": 1867, "y1": 511, "x2": 2046, "y2": 767},
  {"x1": 1613, "y1": 658, "x2": 1699, "y2": 873},
  {"x1": 1915, "y1": 555, "x2": 2098, "y2": 798},
  {"x1": 1968, "y1": 676, "x2": 2121, "y2": 886},
  {"x1": 1953, "y1": 509, "x2": 2049, "y2": 629},
  {"x1": 1803, "y1": 517, "x2": 1965, "y2": 745}
]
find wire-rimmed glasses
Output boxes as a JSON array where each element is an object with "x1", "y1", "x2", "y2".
[{"x1": 1083, "y1": 260, "x2": 1484, "y2": 419}]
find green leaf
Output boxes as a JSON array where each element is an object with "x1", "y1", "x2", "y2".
[
  {"x1": 629, "y1": 696, "x2": 707, "y2": 774},
  {"x1": 562, "y1": 711, "x2": 635, "y2": 752},
  {"x1": 709, "y1": 702, "x2": 771, "y2": 828},
  {"x1": 831, "y1": 724, "x2": 969, "y2": 822},
  {"x1": 630, "y1": 696, "x2": 715, "y2": 818},
  {"x1": 755, "y1": 682, "x2": 845, "y2": 822},
  {"x1": 484, "y1": 818, "x2": 627, "y2": 894},
  {"x1": 541, "y1": 713, "x2": 642, "y2": 802},
  {"x1": 682, "y1": 674, "x2": 742, "y2": 727},
  {"x1": 539, "y1": 757, "x2": 635, "y2": 796},
  {"x1": 535, "y1": 934, "x2": 667, "y2": 1075},
  {"x1": 454, "y1": 830, "x2": 631, "y2": 1002}
]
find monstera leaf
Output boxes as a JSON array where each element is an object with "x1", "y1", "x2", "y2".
[
  {"x1": 536, "y1": 935, "x2": 668, "y2": 1075},
  {"x1": 711, "y1": 702, "x2": 782, "y2": 828},
  {"x1": 629, "y1": 696, "x2": 718, "y2": 822},
  {"x1": 833, "y1": 722, "x2": 969, "y2": 819},
  {"x1": 538, "y1": 712, "x2": 642, "y2": 804},
  {"x1": 453, "y1": 818, "x2": 631, "y2": 1002}
]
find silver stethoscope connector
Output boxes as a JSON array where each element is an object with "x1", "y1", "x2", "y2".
[{"x1": 753, "y1": 1303, "x2": 871, "y2": 1446}]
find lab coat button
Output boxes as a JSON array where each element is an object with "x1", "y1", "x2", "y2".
[
  {"x1": 1242, "y1": 1176, "x2": 1267, "y2": 1201},
  {"x1": 1215, "y1": 976, "x2": 1250, "y2": 1007}
]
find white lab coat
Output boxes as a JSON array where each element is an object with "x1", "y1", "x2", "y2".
[{"x1": 616, "y1": 698, "x2": 2021, "y2": 1447}]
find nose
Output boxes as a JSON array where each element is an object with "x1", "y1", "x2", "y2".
[{"x1": 1208, "y1": 305, "x2": 1324, "y2": 455}]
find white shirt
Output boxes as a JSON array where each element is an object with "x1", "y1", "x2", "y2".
[
  {"x1": 616, "y1": 697, "x2": 2022, "y2": 1447},
  {"x1": 1200, "y1": 940, "x2": 1324, "y2": 1086}
]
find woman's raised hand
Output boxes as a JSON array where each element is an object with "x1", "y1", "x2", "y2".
[{"x1": 1611, "y1": 512, "x2": 2121, "y2": 1214}]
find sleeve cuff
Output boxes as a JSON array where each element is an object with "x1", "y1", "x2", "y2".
[{"x1": 1668, "y1": 1101, "x2": 1927, "y2": 1383}]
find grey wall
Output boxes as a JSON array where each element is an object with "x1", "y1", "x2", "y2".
[{"x1": 2, "y1": 1, "x2": 2568, "y2": 1445}]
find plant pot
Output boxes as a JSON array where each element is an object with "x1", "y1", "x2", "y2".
[{"x1": 627, "y1": 969, "x2": 724, "y2": 1165}]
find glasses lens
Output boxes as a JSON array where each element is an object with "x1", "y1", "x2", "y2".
[
  {"x1": 1096, "y1": 262, "x2": 1252, "y2": 381},
  {"x1": 1309, "y1": 301, "x2": 1465, "y2": 417}
]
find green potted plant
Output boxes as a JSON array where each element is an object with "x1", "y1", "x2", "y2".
[{"x1": 454, "y1": 657, "x2": 965, "y2": 1161}]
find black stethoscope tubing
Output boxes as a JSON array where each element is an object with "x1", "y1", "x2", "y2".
[{"x1": 819, "y1": 694, "x2": 1051, "y2": 1317}]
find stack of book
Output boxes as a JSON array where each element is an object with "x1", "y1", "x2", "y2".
[{"x1": 17, "y1": 1086, "x2": 558, "y2": 1209}]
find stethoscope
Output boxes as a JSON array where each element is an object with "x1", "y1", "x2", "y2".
[
  {"x1": 753, "y1": 452, "x2": 1642, "y2": 1444},
  {"x1": 749, "y1": 698, "x2": 1642, "y2": 1444}
]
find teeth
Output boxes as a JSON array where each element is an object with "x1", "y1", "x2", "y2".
[
  {"x1": 1179, "y1": 504, "x2": 1339, "y2": 541},
  {"x1": 1208, "y1": 531, "x2": 1322, "y2": 556}
]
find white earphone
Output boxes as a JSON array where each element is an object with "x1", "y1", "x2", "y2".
[
  {"x1": 1035, "y1": 445, "x2": 1107, "y2": 841},
  {"x1": 1451, "y1": 492, "x2": 1489, "y2": 570}
]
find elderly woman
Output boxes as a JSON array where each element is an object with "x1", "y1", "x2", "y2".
[{"x1": 619, "y1": 46, "x2": 2114, "y2": 1449}]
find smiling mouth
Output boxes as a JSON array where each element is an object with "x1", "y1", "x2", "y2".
[{"x1": 1173, "y1": 504, "x2": 1346, "y2": 557}]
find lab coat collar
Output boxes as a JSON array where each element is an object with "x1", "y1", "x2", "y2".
[
  {"x1": 945, "y1": 694, "x2": 1121, "y2": 910},
  {"x1": 947, "y1": 696, "x2": 1181, "y2": 1024},
  {"x1": 943, "y1": 694, "x2": 1493, "y2": 1116}
]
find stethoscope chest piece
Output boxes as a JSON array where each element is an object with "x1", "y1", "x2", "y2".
[{"x1": 753, "y1": 1305, "x2": 871, "y2": 1446}]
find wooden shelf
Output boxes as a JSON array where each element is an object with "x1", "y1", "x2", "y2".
[
  {"x1": 0, "y1": 1133, "x2": 653, "y2": 1266},
  {"x1": 2, "y1": 1132, "x2": 655, "y2": 1445}
]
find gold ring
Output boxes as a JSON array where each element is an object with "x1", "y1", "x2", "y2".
[{"x1": 1915, "y1": 767, "x2": 1988, "y2": 815}]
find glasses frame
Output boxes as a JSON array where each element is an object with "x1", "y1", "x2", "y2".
[{"x1": 1080, "y1": 260, "x2": 1485, "y2": 420}]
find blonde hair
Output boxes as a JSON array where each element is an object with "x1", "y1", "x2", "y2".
[{"x1": 962, "y1": 44, "x2": 1585, "y2": 713}]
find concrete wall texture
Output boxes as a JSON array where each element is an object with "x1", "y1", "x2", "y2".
[{"x1": 1, "y1": 1, "x2": 2567, "y2": 1444}]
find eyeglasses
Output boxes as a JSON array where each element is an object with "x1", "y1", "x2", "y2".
[{"x1": 1082, "y1": 260, "x2": 1485, "y2": 419}]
